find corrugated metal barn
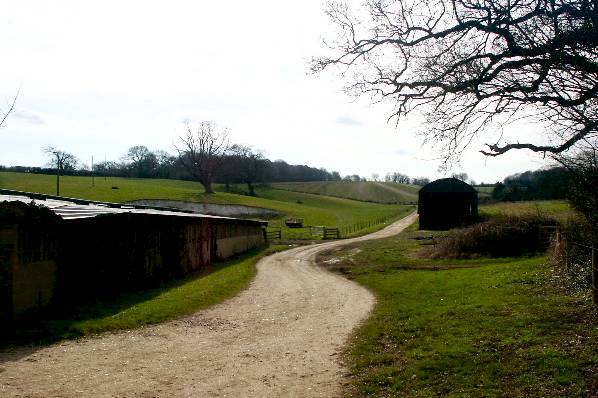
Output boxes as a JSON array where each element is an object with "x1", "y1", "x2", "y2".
[{"x1": 0, "y1": 190, "x2": 267, "y2": 320}]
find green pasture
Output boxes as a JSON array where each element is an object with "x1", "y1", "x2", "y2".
[
  {"x1": 320, "y1": 223, "x2": 598, "y2": 397},
  {"x1": 272, "y1": 181, "x2": 419, "y2": 204},
  {"x1": 480, "y1": 200, "x2": 575, "y2": 221},
  {"x1": 0, "y1": 171, "x2": 413, "y2": 238}
]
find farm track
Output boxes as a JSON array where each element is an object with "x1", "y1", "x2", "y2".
[{"x1": 0, "y1": 213, "x2": 417, "y2": 398}]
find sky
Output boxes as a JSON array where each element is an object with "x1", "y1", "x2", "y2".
[{"x1": 0, "y1": 0, "x2": 552, "y2": 183}]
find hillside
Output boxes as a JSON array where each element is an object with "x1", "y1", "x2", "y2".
[
  {"x1": 271, "y1": 181, "x2": 419, "y2": 204},
  {"x1": 0, "y1": 172, "x2": 413, "y2": 238}
]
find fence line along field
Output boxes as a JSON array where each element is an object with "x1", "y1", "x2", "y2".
[
  {"x1": 0, "y1": 172, "x2": 413, "y2": 238},
  {"x1": 271, "y1": 181, "x2": 419, "y2": 204}
]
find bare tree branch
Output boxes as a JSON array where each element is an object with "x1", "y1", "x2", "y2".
[
  {"x1": 313, "y1": 0, "x2": 598, "y2": 168},
  {"x1": 0, "y1": 90, "x2": 19, "y2": 129}
]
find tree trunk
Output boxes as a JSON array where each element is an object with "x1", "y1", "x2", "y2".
[{"x1": 201, "y1": 179, "x2": 214, "y2": 194}]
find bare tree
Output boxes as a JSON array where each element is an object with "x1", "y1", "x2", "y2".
[
  {"x1": 125, "y1": 145, "x2": 150, "y2": 175},
  {"x1": 371, "y1": 173, "x2": 380, "y2": 182},
  {"x1": 451, "y1": 172, "x2": 469, "y2": 182},
  {"x1": 176, "y1": 121, "x2": 231, "y2": 194},
  {"x1": 412, "y1": 177, "x2": 431, "y2": 186},
  {"x1": 313, "y1": 0, "x2": 598, "y2": 167},
  {"x1": 43, "y1": 146, "x2": 78, "y2": 196},
  {"x1": 230, "y1": 145, "x2": 266, "y2": 196},
  {"x1": 386, "y1": 172, "x2": 411, "y2": 184},
  {"x1": 123, "y1": 145, "x2": 160, "y2": 177},
  {"x1": 0, "y1": 91, "x2": 18, "y2": 130}
]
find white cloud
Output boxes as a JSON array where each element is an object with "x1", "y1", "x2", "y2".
[{"x1": 336, "y1": 116, "x2": 363, "y2": 126}]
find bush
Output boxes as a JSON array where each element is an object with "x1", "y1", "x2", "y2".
[{"x1": 423, "y1": 214, "x2": 558, "y2": 259}]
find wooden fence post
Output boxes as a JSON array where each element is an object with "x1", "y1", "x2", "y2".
[{"x1": 592, "y1": 243, "x2": 597, "y2": 305}]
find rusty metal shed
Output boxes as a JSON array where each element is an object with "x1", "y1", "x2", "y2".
[{"x1": 418, "y1": 178, "x2": 478, "y2": 230}]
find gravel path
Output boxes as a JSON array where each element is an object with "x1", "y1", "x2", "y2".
[{"x1": 0, "y1": 213, "x2": 417, "y2": 397}]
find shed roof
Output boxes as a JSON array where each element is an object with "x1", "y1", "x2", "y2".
[
  {"x1": 0, "y1": 189, "x2": 267, "y2": 225},
  {"x1": 419, "y1": 178, "x2": 476, "y2": 193}
]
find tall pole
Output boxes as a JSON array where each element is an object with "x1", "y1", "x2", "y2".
[
  {"x1": 56, "y1": 158, "x2": 60, "y2": 196},
  {"x1": 91, "y1": 155, "x2": 95, "y2": 187}
]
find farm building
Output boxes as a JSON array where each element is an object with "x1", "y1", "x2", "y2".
[
  {"x1": 418, "y1": 178, "x2": 478, "y2": 230},
  {"x1": 0, "y1": 190, "x2": 267, "y2": 321}
]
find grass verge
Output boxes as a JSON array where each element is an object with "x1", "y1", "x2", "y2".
[
  {"x1": 318, "y1": 224, "x2": 598, "y2": 397},
  {"x1": 4, "y1": 246, "x2": 287, "y2": 347}
]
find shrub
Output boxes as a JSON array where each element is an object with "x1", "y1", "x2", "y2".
[{"x1": 423, "y1": 214, "x2": 558, "y2": 259}]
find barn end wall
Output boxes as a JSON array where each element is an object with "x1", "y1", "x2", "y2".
[
  {"x1": 0, "y1": 226, "x2": 58, "y2": 319},
  {"x1": 0, "y1": 203, "x2": 60, "y2": 319}
]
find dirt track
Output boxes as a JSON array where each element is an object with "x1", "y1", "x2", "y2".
[{"x1": 0, "y1": 213, "x2": 417, "y2": 398}]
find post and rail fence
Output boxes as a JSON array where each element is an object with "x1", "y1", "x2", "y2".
[
  {"x1": 266, "y1": 216, "x2": 392, "y2": 241},
  {"x1": 309, "y1": 226, "x2": 340, "y2": 239},
  {"x1": 265, "y1": 227, "x2": 281, "y2": 240}
]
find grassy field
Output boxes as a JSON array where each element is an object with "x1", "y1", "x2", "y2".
[
  {"x1": 480, "y1": 200, "x2": 576, "y2": 221},
  {"x1": 4, "y1": 246, "x2": 289, "y2": 347},
  {"x1": 272, "y1": 181, "x2": 419, "y2": 204},
  {"x1": 0, "y1": 172, "x2": 413, "y2": 238},
  {"x1": 319, "y1": 220, "x2": 597, "y2": 396}
]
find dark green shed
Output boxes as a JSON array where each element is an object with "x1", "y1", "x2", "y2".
[{"x1": 418, "y1": 178, "x2": 478, "y2": 230}]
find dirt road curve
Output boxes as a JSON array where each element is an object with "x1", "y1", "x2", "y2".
[{"x1": 1, "y1": 213, "x2": 417, "y2": 398}]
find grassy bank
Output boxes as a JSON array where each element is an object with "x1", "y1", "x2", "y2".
[
  {"x1": 5, "y1": 247, "x2": 284, "y2": 347},
  {"x1": 0, "y1": 171, "x2": 413, "y2": 238},
  {"x1": 319, "y1": 224, "x2": 598, "y2": 397}
]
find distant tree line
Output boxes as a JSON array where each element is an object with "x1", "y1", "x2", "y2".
[
  {"x1": 2, "y1": 118, "x2": 349, "y2": 196},
  {"x1": 492, "y1": 168, "x2": 572, "y2": 201},
  {"x1": 1, "y1": 151, "x2": 342, "y2": 184},
  {"x1": 384, "y1": 172, "x2": 431, "y2": 186}
]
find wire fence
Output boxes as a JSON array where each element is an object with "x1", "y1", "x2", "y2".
[{"x1": 339, "y1": 217, "x2": 391, "y2": 237}]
